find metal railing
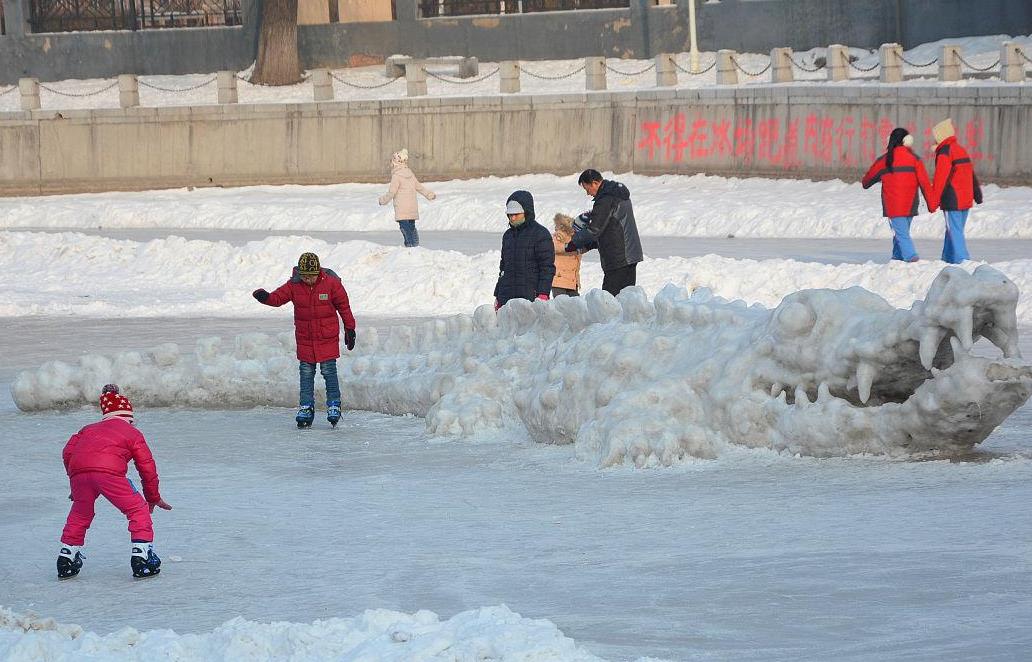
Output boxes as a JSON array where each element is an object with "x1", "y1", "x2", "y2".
[
  {"x1": 28, "y1": 0, "x2": 241, "y2": 32},
  {"x1": 1, "y1": 0, "x2": 6, "y2": 35},
  {"x1": 419, "y1": 0, "x2": 627, "y2": 18}
]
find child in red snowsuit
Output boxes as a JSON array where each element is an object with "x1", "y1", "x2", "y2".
[
  {"x1": 252, "y1": 252, "x2": 357, "y2": 428},
  {"x1": 58, "y1": 385, "x2": 172, "y2": 579}
]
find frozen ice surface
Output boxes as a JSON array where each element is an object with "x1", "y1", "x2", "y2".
[{"x1": 1, "y1": 316, "x2": 1030, "y2": 660}]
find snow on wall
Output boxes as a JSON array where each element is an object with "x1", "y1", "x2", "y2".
[
  {"x1": 2, "y1": 174, "x2": 1031, "y2": 239},
  {"x1": 0, "y1": 605, "x2": 607, "y2": 661},
  {"x1": 3, "y1": 231, "x2": 1032, "y2": 322},
  {"x1": 14, "y1": 267, "x2": 1031, "y2": 466}
]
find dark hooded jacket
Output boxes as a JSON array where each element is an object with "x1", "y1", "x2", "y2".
[
  {"x1": 494, "y1": 190, "x2": 556, "y2": 305},
  {"x1": 572, "y1": 179, "x2": 643, "y2": 272}
]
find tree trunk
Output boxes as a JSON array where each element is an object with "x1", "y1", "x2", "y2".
[{"x1": 251, "y1": 0, "x2": 303, "y2": 86}]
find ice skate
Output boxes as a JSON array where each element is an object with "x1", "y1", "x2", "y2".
[
  {"x1": 131, "y1": 542, "x2": 161, "y2": 578},
  {"x1": 327, "y1": 400, "x2": 341, "y2": 427},
  {"x1": 296, "y1": 404, "x2": 315, "y2": 429},
  {"x1": 57, "y1": 545, "x2": 83, "y2": 580}
]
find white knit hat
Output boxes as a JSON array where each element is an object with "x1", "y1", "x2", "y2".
[
  {"x1": 391, "y1": 148, "x2": 409, "y2": 165},
  {"x1": 505, "y1": 200, "x2": 524, "y2": 215}
]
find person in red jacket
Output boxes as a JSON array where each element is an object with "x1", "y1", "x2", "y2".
[
  {"x1": 252, "y1": 252, "x2": 357, "y2": 428},
  {"x1": 928, "y1": 118, "x2": 983, "y2": 263},
  {"x1": 58, "y1": 385, "x2": 172, "y2": 580},
  {"x1": 862, "y1": 127, "x2": 933, "y2": 262}
]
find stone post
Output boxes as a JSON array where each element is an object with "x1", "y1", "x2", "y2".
[
  {"x1": 585, "y1": 56, "x2": 606, "y2": 91},
  {"x1": 938, "y1": 45, "x2": 961, "y2": 82},
  {"x1": 406, "y1": 63, "x2": 427, "y2": 96},
  {"x1": 827, "y1": 44, "x2": 850, "y2": 81},
  {"x1": 217, "y1": 70, "x2": 238, "y2": 104},
  {"x1": 1000, "y1": 42, "x2": 1025, "y2": 83},
  {"x1": 19, "y1": 78, "x2": 41, "y2": 111},
  {"x1": 118, "y1": 74, "x2": 139, "y2": 108},
  {"x1": 499, "y1": 61, "x2": 520, "y2": 93},
  {"x1": 879, "y1": 43, "x2": 903, "y2": 83},
  {"x1": 770, "y1": 47, "x2": 793, "y2": 83},
  {"x1": 312, "y1": 69, "x2": 334, "y2": 101},
  {"x1": 655, "y1": 53, "x2": 677, "y2": 87},
  {"x1": 716, "y1": 50, "x2": 738, "y2": 85}
]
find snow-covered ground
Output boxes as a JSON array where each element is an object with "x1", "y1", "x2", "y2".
[
  {"x1": 2, "y1": 170, "x2": 1031, "y2": 659},
  {"x1": 4, "y1": 173, "x2": 1032, "y2": 239},
  {"x1": 0, "y1": 34, "x2": 1028, "y2": 111},
  {"x1": 3, "y1": 173, "x2": 1032, "y2": 320}
]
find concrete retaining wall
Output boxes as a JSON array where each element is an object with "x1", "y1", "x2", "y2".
[
  {"x1": 1, "y1": 85, "x2": 1030, "y2": 196},
  {"x1": 3, "y1": 0, "x2": 1031, "y2": 85}
]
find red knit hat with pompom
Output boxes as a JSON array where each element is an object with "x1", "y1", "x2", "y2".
[{"x1": 99, "y1": 384, "x2": 134, "y2": 421}]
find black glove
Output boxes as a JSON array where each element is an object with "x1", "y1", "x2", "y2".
[
  {"x1": 564, "y1": 241, "x2": 577, "y2": 253},
  {"x1": 344, "y1": 328, "x2": 356, "y2": 351},
  {"x1": 252, "y1": 289, "x2": 269, "y2": 303}
]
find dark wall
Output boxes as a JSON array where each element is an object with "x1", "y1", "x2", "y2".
[
  {"x1": 2, "y1": 0, "x2": 1031, "y2": 85},
  {"x1": 0, "y1": 0, "x2": 260, "y2": 84}
]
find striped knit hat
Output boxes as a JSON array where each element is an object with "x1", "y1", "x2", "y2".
[{"x1": 99, "y1": 384, "x2": 134, "y2": 421}]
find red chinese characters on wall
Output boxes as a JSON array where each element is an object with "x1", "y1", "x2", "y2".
[{"x1": 637, "y1": 113, "x2": 991, "y2": 168}]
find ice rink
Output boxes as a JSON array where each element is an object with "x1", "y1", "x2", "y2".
[{"x1": 2, "y1": 174, "x2": 1031, "y2": 660}]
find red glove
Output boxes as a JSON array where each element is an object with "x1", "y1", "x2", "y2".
[
  {"x1": 149, "y1": 499, "x2": 173, "y2": 513},
  {"x1": 537, "y1": 293, "x2": 549, "y2": 301},
  {"x1": 494, "y1": 299, "x2": 501, "y2": 311}
]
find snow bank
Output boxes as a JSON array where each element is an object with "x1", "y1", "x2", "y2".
[
  {"x1": 0, "y1": 605, "x2": 608, "y2": 661},
  {"x1": 14, "y1": 267, "x2": 1030, "y2": 465},
  {"x1": 2, "y1": 231, "x2": 1032, "y2": 321},
  {"x1": 2, "y1": 173, "x2": 1032, "y2": 239}
]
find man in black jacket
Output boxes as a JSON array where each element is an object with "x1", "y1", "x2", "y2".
[
  {"x1": 567, "y1": 169, "x2": 643, "y2": 296},
  {"x1": 494, "y1": 190, "x2": 556, "y2": 310}
]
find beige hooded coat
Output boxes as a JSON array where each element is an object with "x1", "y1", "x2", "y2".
[{"x1": 379, "y1": 164, "x2": 436, "y2": 221}]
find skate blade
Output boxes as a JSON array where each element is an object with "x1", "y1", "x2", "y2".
[
  {"x1": 132, "y1": 570, "x2": 161, "y2": 579},
  {"x1": 57, "y1": 573, "x2": 79, "y2": 580}
]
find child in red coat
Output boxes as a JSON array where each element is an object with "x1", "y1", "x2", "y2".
[
  {"x1": 252, "y1": 252, "x2": 357, "y2": 428},
  {"x1": 58, "y1": 385, "x2": 172, "y2": 579}
]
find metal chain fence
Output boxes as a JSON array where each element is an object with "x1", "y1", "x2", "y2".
[
  {"x1": 730, "y1": 57, "x2": 772, "y2": 77},
  {"x1": 39, "y1": 80, "x2": 120, "y2": 97},
  {"x1": 425, "y1": 67, "x2": 501, "y2": 84},
  {"x1": 603, "y1": 61, "x2": 656, "y2": 76},
  {"x1": 788, "y1": 55, "x2": 824, "y2": 72},
  {"x1": 848, "y1": 58, "x2": 880, "y2": 73},
  {"x1": 899, "y1": 55, "x2": 938, "y2": 67},
  {"x1": 1021, "y1": 48, "x2": 1032, "y2": 65},
  {"x1": 139, "y1": 76, "x2": 217, "y2": 93},
  {"x1": 329, "y1": 71, "x2": 404, "y2": 89},
  {"x1": 672, "y1": 58, "x2": 716, "y2": 75},
  {"x1": 518, "y1": 63, "x2": 586, "y2": 80},
  {"x1": 957, "y1": 55, "x2": 1001, "y2": 72},
  {"x1": 0, "y1": 85, "x2": 18, "y2": 97}
]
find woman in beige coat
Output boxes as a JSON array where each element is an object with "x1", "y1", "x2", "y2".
[{"x1": 378, "y1": 148, "x2": 436, "y2": 247}]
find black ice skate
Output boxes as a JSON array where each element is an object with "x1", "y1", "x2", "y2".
[
  {"x1": 296, "y1": 404, "x2": 315, "y2": 429},
  {"x1": 131, "y1": 542, "x2": 161, "y2": 578},
  {"x1": 57, "y1": 545, "x2": 83, "y2": 579},
  {"x1": 327, "y1": 400, "x2": 341, "y2": 427}
]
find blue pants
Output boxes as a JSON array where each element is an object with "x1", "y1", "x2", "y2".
[
  {"x1": 299, "y1": 360, "x2": 340, "y2": 407},
  {"x1": 398, "y1": 220, "x2": 419, "y2": 247},
  {"x1": 942, "y1": 210, "x2": 970, "y2": 264},
  {"x1": 888, "y1": 216, "x2": 918, "y2": 262}
]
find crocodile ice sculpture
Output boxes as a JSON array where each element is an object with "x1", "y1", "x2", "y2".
[{"x1": 11, "y1": 266, "x2": 1031, "y2": 466}]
